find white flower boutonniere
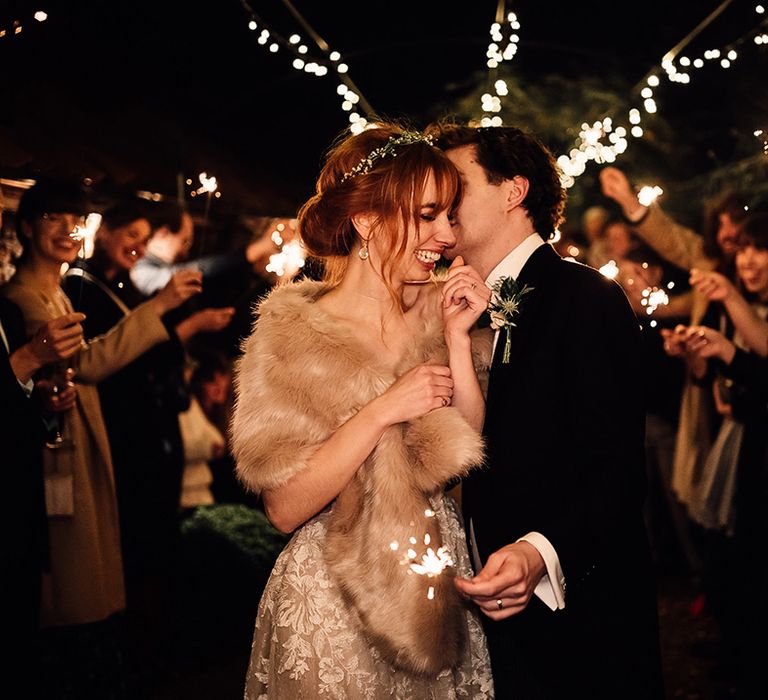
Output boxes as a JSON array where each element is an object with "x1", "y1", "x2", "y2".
[{"x1": 487, "y1": 276, "x2": 534, "y2": 363}]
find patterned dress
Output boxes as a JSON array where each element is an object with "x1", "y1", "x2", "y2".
[{"x1": 244, "y1": 495, "x2": 494, "y2": 699}]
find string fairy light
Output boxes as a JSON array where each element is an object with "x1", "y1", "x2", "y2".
[
  {"x1": 0, "y1": 8, "x2": 48, "y2": 39},
  {"x1": 480, "y1": 1, "x2": 521, "y2": 127},
  {"x1": 558, "y1": 2, "x2": 768, "y2": 187},
  {"x1": 239, "y1": 0, "x2": 375, "y2": 134},
  {"x1": 755, "y1": 129, "x2": 768, "y2": 155}
]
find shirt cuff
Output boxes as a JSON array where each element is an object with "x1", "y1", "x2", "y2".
[
  {"x1": 517, "y1": 531, "x2": 566, "y2": 610},
  {"x1": 19, "y1": 377, "x2": 34, "y2": 397}
]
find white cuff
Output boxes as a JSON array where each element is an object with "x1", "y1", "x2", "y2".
[
  {"x1": 517, "y1": 531, "x2": 566, "y2": 610},
  {"x1": 19, "y1": 377, "x2": 34, "y2": 397}
]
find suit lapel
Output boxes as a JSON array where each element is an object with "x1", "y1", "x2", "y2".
[{"x1": 488, "y1": 243, "x2": 559, "y2": 371}]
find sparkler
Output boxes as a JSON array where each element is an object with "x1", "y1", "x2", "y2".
[
  {"x1": 192, "y1": 171, "x2": 219, "y2": 257},
  {"x1": 641, "y1": 286, "x2": 670, "y2": 314},
  {"x1": 637, "y1": 184, "x2": 664, "y2": 206},
  {"x1": 389, "y1": 507, "x2": 455, "y2": 600},
  {"x1": 599, "y1": 260, "x2": 620, "y2": 280}
]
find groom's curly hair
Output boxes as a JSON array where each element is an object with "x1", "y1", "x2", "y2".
[{"x1": 426, "y1": 120, "x2": 566, "y2": 241}]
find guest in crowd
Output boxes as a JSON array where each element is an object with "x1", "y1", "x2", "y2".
[
  {"x1": 178, "y1": 360, "x2": 226, "y2": 511},
  {"x1": 0, "y1": 179, "x2": 201, "y2": 694},
  {"x1": 580, "y1": 204, "x2": 611, "y2": 268},
  {"x1": 676, "y1": 213, "x2": 768, "y2": 697},
  {"x1": 131, "y1": 199, "x2": 275, "y2": 299},
  {"x1": 600, "y1": 165, "x2": 749, "y2": 533},
  {"x1": 1, "y1": 190, "x2": 86, "y2": 685},
  {"x1": 616, "y1": 243, "x2": 699, "y2": 573},
  {"x1": 59, "y1": 199, "x2": 235, "y2": 682}
]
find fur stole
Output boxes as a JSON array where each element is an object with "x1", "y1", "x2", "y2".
[{"x1": 230, "y1": 279, "x2": 491, "y2": 674}]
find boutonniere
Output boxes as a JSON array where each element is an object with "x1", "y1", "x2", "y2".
[{"x1": 487, "y1": 276, "x2": 534, "y2": 363}]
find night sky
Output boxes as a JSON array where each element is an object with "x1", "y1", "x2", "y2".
[{"x1": 1, "y1": 0, "x2": 765, "y2": 218}]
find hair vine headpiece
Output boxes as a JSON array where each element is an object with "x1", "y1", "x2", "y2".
[{"x1": 341, "y1": 131, "x2": 435, "y2": 183}]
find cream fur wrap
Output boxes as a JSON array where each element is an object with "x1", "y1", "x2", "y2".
[{"x1": 230, "y1": 279, "x2": 490, "y2": 675}]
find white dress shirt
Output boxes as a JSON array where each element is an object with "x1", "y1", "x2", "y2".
[{"x1": 472, "y1": 233, "x2": 566, "y2": 611}]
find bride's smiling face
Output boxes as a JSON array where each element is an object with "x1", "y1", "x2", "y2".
[{"x1": 370, "y1": 173, "x2": 458, "y2": 285}]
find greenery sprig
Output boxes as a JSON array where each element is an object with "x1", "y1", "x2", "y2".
[{"x1": 487, "y1": 276, "x2": 534, "y2": 363}]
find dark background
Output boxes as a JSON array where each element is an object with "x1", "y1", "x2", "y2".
[{"x1": 1, "y1": 0, "x2": 767, "y2": 226}]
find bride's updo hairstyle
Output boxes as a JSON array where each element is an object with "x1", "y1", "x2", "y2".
[{"x1": 297, "y1": 121, "x2": 460, "y2": 300}]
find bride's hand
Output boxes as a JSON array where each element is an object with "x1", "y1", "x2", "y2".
[
  {"x1": 441, "y1": 256, "x2": 491, "y2": 339},
  {"x1": 372, "y1": 363, "x2": 453, "y2": 425}
]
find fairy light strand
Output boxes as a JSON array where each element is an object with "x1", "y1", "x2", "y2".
[
  {"x1": 480, "y1": 1, "x2": 521, "y2": 127},
  {"x1": 0, "y1": 8, "x2": 47, "y2": 40},
  {"x1": 558, "y1": 3, "x2": 768, "y2": 187},
  {"x1": 238, "y1": 0, "x2": 375, "y2": 134}
]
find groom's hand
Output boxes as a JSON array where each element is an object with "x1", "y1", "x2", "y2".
[{"x1": 454, "y1": 541, "x2": 546, "y2": 620}]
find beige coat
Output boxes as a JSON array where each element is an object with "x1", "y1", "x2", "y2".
[
  {"x1": 230, "y1": 279, "x2": 489, "y2": 674},
  {"x1": 2, "y1": 266, "x2": 169, "y2": 627},
  {"x1": 635, "y1": 205, "x2": 718, "y2": 508}
]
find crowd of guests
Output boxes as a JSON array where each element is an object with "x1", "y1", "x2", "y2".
[
  {"x1": 557, "y1": 167, "x2": 768, "y2": 695},
  {"x1": 2, "y1": 167, "x2": 767, "y2": 696},
  {"x1": 0, "y1": 179, "x2": 279, "y2": 696}
]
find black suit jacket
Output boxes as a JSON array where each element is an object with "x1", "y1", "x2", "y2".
[
  {"x1": 0, "y1": 297, "x2": 48, "y2": 636},
  {"x1": 464, "y1": 244, "x2": 664, "y2": 699}
]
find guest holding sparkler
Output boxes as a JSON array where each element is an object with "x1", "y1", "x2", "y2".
[
  {"x1": 230, "y1": 122, "x2": 493, "y2": 698},
  {"x1": 676, "y1": 212, "x2": 768, "y2": 698},
  {"x1": 131, "y1": 199, "x2": 276, "y2": 299},
  {"x1": 618, "y1": 244, "x2": 699, "y2": 574},
  {"x1": 1, "y1": 190, "x2": 85, "y2": 688},
  {"x1": 59, "y1": 199, "x2": 235, "y2": 684},
  {"x1": 600, "y1": 165, "x2": 748, "y2": 523},
  {"x1": 0, "y1": 179, "x2": 202, "y2": 695}
]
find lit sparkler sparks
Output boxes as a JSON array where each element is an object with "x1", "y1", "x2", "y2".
[
  {"x1": 390, "y1": 507, "x2": 452, "y2": 599},
  {"x1": 265, "y1": 239, "x2": 306, "y2": 278},
  {"x1": 637, "y1": 184, "x2": 663, "y2": 206},
  {"x1": 599, "y1": 260, "x2": 620, "y2": 280},
  {"x1": 641, "y1": 286, "x2": 670, "y2": 314},
  {"x1": 196, "y1": 172, "x2": 218, "y2": 195},
  {"x1": 408, "y1": 546, "x2": 454, "y2": 577}
]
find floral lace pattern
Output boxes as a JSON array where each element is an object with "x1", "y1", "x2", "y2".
[{"x1": 245, "y1": 496, "x2": 494, "y2": 699}]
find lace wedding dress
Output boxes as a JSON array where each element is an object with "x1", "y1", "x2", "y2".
[{"x1": 244, "y1": 495, "x2": 494, "y2": 699}]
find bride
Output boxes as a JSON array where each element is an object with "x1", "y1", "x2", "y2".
[{"x1": 230, "y1": 122, "x2": 494, "y2": 698}]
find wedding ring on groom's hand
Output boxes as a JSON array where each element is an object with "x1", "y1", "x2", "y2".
[{"x1": 496, "y1": 599, "x2": 503, "y2": 610}]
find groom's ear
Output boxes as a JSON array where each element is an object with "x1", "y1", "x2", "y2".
[{"x1": 504, "y1": 175, "x2": 530, "y2": 212}]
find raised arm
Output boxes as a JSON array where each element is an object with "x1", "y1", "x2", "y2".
[
  {"x1": 76, "y1": 270, "x2": 202, "y2": 382},
  {"x1": 440, "y1": 256, "x2": 492, "y2": 431},
  {"x1": 600, "y1": 166, "x2": 712, "y2": 271}
]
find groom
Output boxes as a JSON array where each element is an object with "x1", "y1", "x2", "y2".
[{"x1": 429, "y1": 123, "x2": 664, "y2": 699}]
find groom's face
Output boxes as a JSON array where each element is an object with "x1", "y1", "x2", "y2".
[{"x1": 445, "y1": 145, "x2": 507, "y2": 261}]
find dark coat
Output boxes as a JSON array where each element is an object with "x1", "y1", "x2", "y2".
[
  {"x1": 463, "y1": 243, "x2": 664, "y2": 699},
  {"x1": 0, "y1": 297, "x2": 47, "y2": 634},
  {"x1": 62, "y1": 259, "x2": 188, "y2": 578}
]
